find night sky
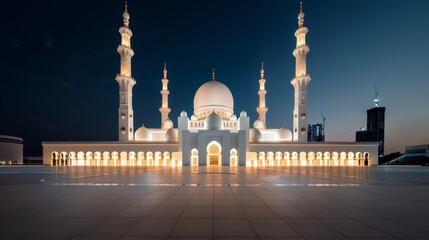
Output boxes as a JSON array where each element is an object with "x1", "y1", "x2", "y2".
[{"x1": 1, "y1": 0, "x2": 428, "y2": 156}]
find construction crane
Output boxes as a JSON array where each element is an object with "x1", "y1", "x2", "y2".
[{"x1": 373, "y1": 86, "x2": 381, "y2": 107}]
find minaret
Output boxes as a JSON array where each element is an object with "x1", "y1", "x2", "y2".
[
  {"x1": 256, "y1": 62, "x2": 268, "y2": 129},
  {"x1": 159, "y1": 63, "x2": 171, "y2": 129},
  {"x1": 291, "y1": 2, "x2": 311, "y2": 142},
  {"x1": 115, "y1": 1, "x2": 136, "y2": 142}
]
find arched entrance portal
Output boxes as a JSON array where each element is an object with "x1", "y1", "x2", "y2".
[{"x1": 207, "y1": 141, "x2": 222, "y2": 166}]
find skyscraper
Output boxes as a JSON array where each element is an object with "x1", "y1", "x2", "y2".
[{"x1": 356, "y1": 107, "x2": 386, "y2": 156}]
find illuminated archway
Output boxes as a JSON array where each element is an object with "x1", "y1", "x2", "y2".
[
  {"x1": 316, "y1": 152, "x2": 323, "y2": 166},
  {"x1": 299, "y1": 152, "x2": 307, "y2": 166},
  {"x1": 102, "y1": 151, "x2": 110, "y2": 166},
  {"x1": 275, "y1": 152, "x2": 282, "y2": 166},
  {"x1": 284, "y1": 152, "x2": 291, "y2": 166},
  {"x1": 69, "y1": 151, "x2": 76, "y2": 166},
  {"x1": 94, "y1": 151, "x2": 101, "y2": 166},
  {"x1": 340, "y1": 152, "x2": 347, "y2": 166},
  {"x1": 60, "y1": 151, "x2": 67, "y2": 166},
  {"x1": 146, "y1": 152, "x2": 153, "y2": 166},
  {"x1": 86, "y1": 151, "x2": 93, "y2": 166},
  {"x1": 77, "y1": 151, "x2": 85, "y2": 166},
  {"x1": 191, "y1": 148, "x2": 199, "y2": 166},
  {"x1": 308, "y1": 152, "x2": 315, "y2": 166},
  {"x1": 163, "y1": 152, "x2": 170, "y2": 166},
  {"x1": 347, "y1": 152, "x2": 355, "y2": 166},
  {"x1": 111, "y1": 151, "x2": 119, "y2": 166},
  {"x1": 258, "y1": 152, "x2": 265, "y2": 166},
  {"x1": 137, "y1": 151, "x2": 145, "y2": 166},
  {"x1": 129, "y1": 151, "x2": 136, "y2": 166},
  {"x1": 355, "y1": 152, "x2": 363, "y2": 166},
  {"x1": 292, "y1": 152, "x2": 298, "y2": 165},
  {"x1": 324, "y1": 152, "x2": 331, "y2": 166},
  {"x1": 206, "y1": 141, "x2": 222, "y2": 166},
  {"x1": 267, "y1": 152, "x2": 274, "y2": 166},
  {"x1": 120, "y1": 151, "x2": 128, "y2": 166},
  {"x1": 155, "y1": 151, "x2": 162, "y2": 166},
  {"x1": 230, "y1": 148, "x2": 238, "y2": 166},
  {"x1": 364, "y1": 152, "x2": 370, "y2": 166},
  {"x1": 51, "y1": 151, "x2": 59, "y2": 166}
]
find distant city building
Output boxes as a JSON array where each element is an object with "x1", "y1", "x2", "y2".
[
  {"x1": 0, "y1": 135, "x2": 23, "y2": 165},
  {"x1": 356, "y1": 106, "x2": 386, "y2": 156},
  {"x1": 307, "y1": 123, "x2": 324, "y2": 142},
  {"x1": 388, "y1": 144, "x2": 429, "y2": 165},
  {"x1": 42, "y1": 3, "x2": 379, "y2": 167}
]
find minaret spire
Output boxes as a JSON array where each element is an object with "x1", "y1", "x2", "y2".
[
  {"x1": 298, "y1": 2, "x2": 304, "y2": 27},
  {"x1": 116, "y1": 1, "x2": 136, "y2": 141},
  {"x1": 160, "y1": 63, "x2": 171, "y2": 129},
  {"x1": 256, "y1": 62, "x2": 268, "y2": 129},
  {"x1": 123, "y1": 1, "x2": 130, "y2": 27},
  {"x1": 291, "y1": 1, "x2": 311, "y2": 142},
  {"x1": 212, "y1": 68, "x2": 216, "y2": 81},
  {"x1": 163, "y1": 62, "x2": 167, "y2": 79}
]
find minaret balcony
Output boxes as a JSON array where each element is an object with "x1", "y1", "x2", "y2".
[
  {"x1": 117, "y1": 46, "x2": 135, "y2": 57},
  {"x1": 293, "y1": 46, "x2": 309, "y2": 56}
]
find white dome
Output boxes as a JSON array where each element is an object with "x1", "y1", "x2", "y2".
[
  {"x1": 205, "y1": 112, "x2": 223, "y2": 130},
  {"x1": 277, "y1": 126, "x2": 292, "y2": 141},
  {"x1": 240, "y1": 111, "x2": 247, "y2": 117},
  {"x1": 163, "y1": 119, "x2": 173, "y2": 129},
  {"x1": 165, "y1": 128, "x2": 178, "y2": 142},
  {"x1": 194, "y1": 80, "x2": 234, "y2": 117},
  {"x1": 253, "y1": 119, "x2": 264, "y2": 129},
  {"x1": 249, "y1": 128, "x2": 262, "y2": 142},
  {"x1": 135, "y1": 124, "x2": 152, "y2": 141},
  {"x1": 230, "y1": 114, "x2": 237, "y2": 121},
  {"x1": 191, "y1": 115, "x2": 197, "y2": 121},
  {"x1": 180, "y1": 111, "x2": 187, "y2": 117}
]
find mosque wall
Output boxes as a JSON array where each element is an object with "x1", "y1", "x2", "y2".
[
  {"x1": 249, "y1": 142, "x2": 379, "y2": 166},
  {"x1": 42, "y1": 142, "x2": 178, "y2": 166}
]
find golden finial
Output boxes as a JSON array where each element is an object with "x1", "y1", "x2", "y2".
[
  {"x1": 260, "y1": 62, "x2": 265, "y2": 79},
  {"x1": 212, "y1": 68, "x2": 216, "y2": 81},
  {"x1": 300, "y1": 2, "x2": 303, "y2": 13},
  {"x1": 163, "y1": 62, "x2": 167, "y2": 79},
  {"x1": 125, "y1": 1, "x2": 128, "y2": 13}
]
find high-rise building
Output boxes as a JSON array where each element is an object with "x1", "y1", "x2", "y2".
[
  {"x1": 308, "y1": 123, "x2": 324, "y2": 142},
  {"x1": 356, "y1": 107, "x2": 386, "y2": 156}
]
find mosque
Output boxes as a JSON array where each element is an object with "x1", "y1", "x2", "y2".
[{"x1": 43, "y1": 3, "x2": 378, "y2": 167}]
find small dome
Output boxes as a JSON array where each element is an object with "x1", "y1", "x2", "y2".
[
  {"x1": 135, "y1": 124, "x2": 152, "y2": 141},
  {"x1": 205, "y1": 112, "x2": 223, "y2": 130},
  {"x1": 230, "y1": 114, "x2": 237, "y2": 121},
  {"x1": 163, "y1": 119, "x2": 173, "y2": 129},
  {"x1": 249, "y1": 128, "x2": 262, "y2": 142},
  {"x1": 240, "y1": 111, "x2": 247, "y2": 117},
  {"x1": 191, "y1": 115, "x2": 197, "y2": 121},
  {"x1": 165, "y1": 128, "x2": 178, "y2": 142},
  {"x1": 253, "y1": 119, "x2": 264, "y2": 129},
  {"x1": 277, "y1": 125, "x2": 292, "y2": 141},
  {"x1": 180, "y1": 111, "x2": 188, "y2": 117}
]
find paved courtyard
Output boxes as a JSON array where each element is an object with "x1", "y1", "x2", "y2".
[{"x1": 1, "y1": 166, "x2": 429, "y2": 240}]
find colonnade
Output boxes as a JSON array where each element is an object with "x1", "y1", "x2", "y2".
[{"x1": 50, "y1": 151, "x2": 180, "y2": 166}]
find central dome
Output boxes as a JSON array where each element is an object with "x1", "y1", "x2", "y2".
[{"x1": 193, "y1": 80, "x2": 234, "y2": 119}]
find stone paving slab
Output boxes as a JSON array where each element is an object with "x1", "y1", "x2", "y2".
[{"x1": 1, "y1": 165, "x2": 429, "y2": 239}]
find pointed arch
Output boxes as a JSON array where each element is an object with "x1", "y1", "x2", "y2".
[
  {"x1": 206, "y1": 141, "x2": 222, "y2": 166},
  {"x1": 230, "y1": 148, "x2": 238, "y2": 166}
]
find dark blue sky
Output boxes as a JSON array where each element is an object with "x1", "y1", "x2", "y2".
[{"x1": 1, "y1": 0, "x2": 428, "y2": 156}]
